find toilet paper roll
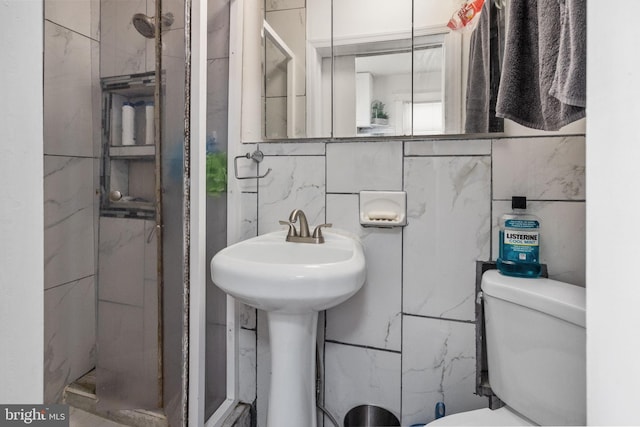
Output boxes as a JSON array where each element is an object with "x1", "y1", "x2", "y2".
[
  {"x1": 122, "y1": 103, "x2": 135, "y2": 145},
  {"x1": 145, "y1": 103, "x2": 154, "y2": 145}
]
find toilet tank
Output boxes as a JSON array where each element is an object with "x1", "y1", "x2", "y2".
[{"x1": 481, "y1": 270, "x2": 585, "y2": 426}]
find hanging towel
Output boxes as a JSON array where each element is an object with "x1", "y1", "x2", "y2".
[
  {"x1": 465, "y1": 0, "x2": 505, "y2": 133},
  {"x1": 549, "y1": 0, "x2": 587, "y2": 107},
  {"x1": 495, "y1": 0, "x2": 585, "y2": 131}
]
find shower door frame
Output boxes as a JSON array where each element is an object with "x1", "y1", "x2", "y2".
[{"x1": 188, "y1": 0, "x2": 241, "y2": 425}]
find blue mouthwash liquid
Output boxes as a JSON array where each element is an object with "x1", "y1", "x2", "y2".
[{"x1": 497, "y1": 196, "x2": 541, "y2": 278}]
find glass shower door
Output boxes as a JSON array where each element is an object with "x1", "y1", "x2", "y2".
[
  {"x1": 95, "y1": 0, "x2": 178, "y2": 417},
  {"x1": 96, "y1": 73, "x2": 161, "y2": 411}
]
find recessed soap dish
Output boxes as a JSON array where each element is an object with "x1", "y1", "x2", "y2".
[{"x1": 359, "y1": 191, "x2": 407, "y2": 227}]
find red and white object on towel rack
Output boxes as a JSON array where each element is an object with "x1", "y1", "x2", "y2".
[{"x1": 447, "y1": 0, "x2": 486, "y2": 32}]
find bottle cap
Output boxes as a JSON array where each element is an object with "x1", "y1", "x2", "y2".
[{"x1": 512, "y1": 196, "x2": 527, "y2": 209}]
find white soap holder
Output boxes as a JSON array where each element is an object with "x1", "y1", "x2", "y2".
[{"x1": 359, "y1": 191, "x2": 407, "y2": 227}]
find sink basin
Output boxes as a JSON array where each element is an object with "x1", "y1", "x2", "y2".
[
  {"x1": 211, "y1": 229, "x2": 366, "y2": 313},
  {"x1": 210, "y1": 228, "x2": 366, "y2": 427}
]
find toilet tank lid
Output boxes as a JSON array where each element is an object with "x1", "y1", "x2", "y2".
[{"x1": 481, "y1": 270, "x2": 585, "y2": 327}]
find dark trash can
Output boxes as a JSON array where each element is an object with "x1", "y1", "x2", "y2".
[{"x1": 343, "y1": 405, "x2": 400, "y2": 427}]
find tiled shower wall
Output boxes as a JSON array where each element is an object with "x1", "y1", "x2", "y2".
[
  {"x1": 43, "y1": 0, "x2": 100, "y2": 403},
  {"x1": 236, "y1": 135, "x2": 586, "y2": 426},
  {"x1": 43, "y1": 0, "x2": 231, "y2": 408},
  {"x1": 42, "y1": 0, "x2": 162, "y2": 404}
]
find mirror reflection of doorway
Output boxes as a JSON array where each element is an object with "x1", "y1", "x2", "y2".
[{"x1": 354, "y1": 40, "x2": 446, "y2": 137}]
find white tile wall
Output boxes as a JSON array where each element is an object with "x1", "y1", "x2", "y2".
[
  {"x1": 402, "y1": 316, "x2": 486, "y2": 426},
  {"x1": 324, "y1": 342, "x2": 401, "y2": 426},
  {"x1": 405, "y1": 138, "x2": 491, "y2": 156},
  {"x1": 97, "y1": 218, "x2": 146, "y2": 306},
  {"x1": 44, "y1": 156, "x2": 97, "y2": 290},
  {"x1": 44, "y1": 22, "x2": 97, "y2": 157},
  {"x1": 491, "y1": 136, "x2": 586, "y2": 286},
  {"x1": 238, "y1": 192, "x2": 258, "y2": 242},
  {"x1": 96, "y1": 218, "x2": 160, "y2": 409},
  {"x1": 96, "y1": 301, "x2": 157, "y2": 408},
  {"x1": 326, "y1": 142, "x2": 403, "y2": 193},
  {"x1": 239, "y1": 304, "x2": 257, "y2": 331},
  {"x1": 45, "y1": 0, "x2": 100, "y2": 41},
  {"x1": 44, "y1": 277, "x2": 96, "y2": 403},
  {"x1": 240, "y1": 135, "x2": 586, "y2": 424},
  {"x1": 326, "y1": 194, "x2": 402, "y2": 351},
  {"x1": 161, "y1": 0, "x2": 186, "y2": 32},
  {"x1": 492, "y1": 136, "x2": 586, "y2": 201},
  {"x1": 43, "y1": 6, "x2": 100, "y2": 403},
  {"x1": 260, "y1": 142, "x2": 325, "y2": 156},
  {"x1": 403, "y1": 156, "x2": 491, "y2": 321},
  {"x1": 239, "y1": 328, "x2": 257, "y2": 404},
  {"x1": 100, "y1": 0, "x2": 149, "y2": 77},
  {"x1": 257, "y1": 155, "x2": 325, "y2": 234}
]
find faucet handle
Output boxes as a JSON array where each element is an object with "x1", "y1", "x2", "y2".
[
  {"x1": 279, "y1": 220, "x2": 298, "y2": 238},
  {"x1": 312, "y1": 223, "x2": 332, "y2": 242}
]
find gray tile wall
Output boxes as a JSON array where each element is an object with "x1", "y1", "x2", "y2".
[
  {"x1": 43, "y1": 1, "x2": 100, "y2": 403},
  {"x1": 43, "y1": 0, "x2": 165, "y2": 404},
  {"x1": 100, "y1": 0, "x2": 152, "y2": 78},
  {"x1": 236, "y1": 135, "x2": 586, "y2": 426},
  {"x1": 96, "y1": 218, "x2": 160, "y2": 409}
]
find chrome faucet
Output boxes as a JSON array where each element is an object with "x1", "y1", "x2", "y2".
[{"x1": 279, "y1": 209, "x2": 332, "y2": 244}]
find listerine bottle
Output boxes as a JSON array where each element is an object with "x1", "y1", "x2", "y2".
[{"x1": 497, "y1": 196, "x2": 542, "y2": 278}]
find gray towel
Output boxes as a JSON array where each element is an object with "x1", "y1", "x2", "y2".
[
  {"x1": 465, "y1": 0, "x2": 505, "y2": 133},
  {"x1": 550, "y1": 0, "x2": 586, "y2": 107},
  {"x1": 495, "y1": 0, "x2": 585, "y2": 131}
]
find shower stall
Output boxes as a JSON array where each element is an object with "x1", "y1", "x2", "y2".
[{"x1": 42, "y1": 0, "x2": 231, "y2": 425}]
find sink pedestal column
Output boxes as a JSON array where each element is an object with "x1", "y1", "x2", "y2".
[{"x1": 266, "y1": 311, "x2": 318, "y2": 427}]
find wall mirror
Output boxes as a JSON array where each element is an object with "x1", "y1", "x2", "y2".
[{"x1": 250, "y1": 0, "x2": 504, "y2": 141}]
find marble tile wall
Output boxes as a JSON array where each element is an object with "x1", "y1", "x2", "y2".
[
  {"x1": 238, "y1": 135, "x2": 586, "y2": 427},
  {"x1": 403, "y1": 154, "x2": 491, "y2": 321},
  {"x1": 492, "y1": 136, "x2": 586, "y2": 286},
  {"x1": 43, "y1": 1, "x2": 100, "y2": 403},
  {"x1": 100, "y1": 0, "x2": 151, "y2": 77},
  {"x1": 96, "y1": 219, "x2": 160, "y2": 409}
]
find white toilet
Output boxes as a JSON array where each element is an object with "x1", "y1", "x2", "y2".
[{"x1": 428, "y1": 269, "x2": 586, "y2": 426}]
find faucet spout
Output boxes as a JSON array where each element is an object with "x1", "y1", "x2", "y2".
[{"x1": 289, "y1": 209, "x2": 311, "y2": 237}]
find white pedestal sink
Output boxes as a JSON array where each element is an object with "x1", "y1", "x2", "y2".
[{"x1": 211, "y1": 229, "x2": 366, "y2": 427}]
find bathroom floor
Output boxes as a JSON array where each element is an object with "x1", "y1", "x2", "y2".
[
  {"x1": 64, "y1": 370, "x2": 168, "y2": 427},
  {"x1": 70, "y1": 407, "x2": 130, "y2": 427}
]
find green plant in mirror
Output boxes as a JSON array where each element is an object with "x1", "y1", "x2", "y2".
[
  {"x1": 206, "y1": 152, "x2": 227, "y2": 196},
  {"x1": 371, "y1": 100, "x2": 389, "y2": 120}
]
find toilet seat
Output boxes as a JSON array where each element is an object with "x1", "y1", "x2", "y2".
[{"x1": 425, "y1": 406, "x2": 535, "y2": 426}]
